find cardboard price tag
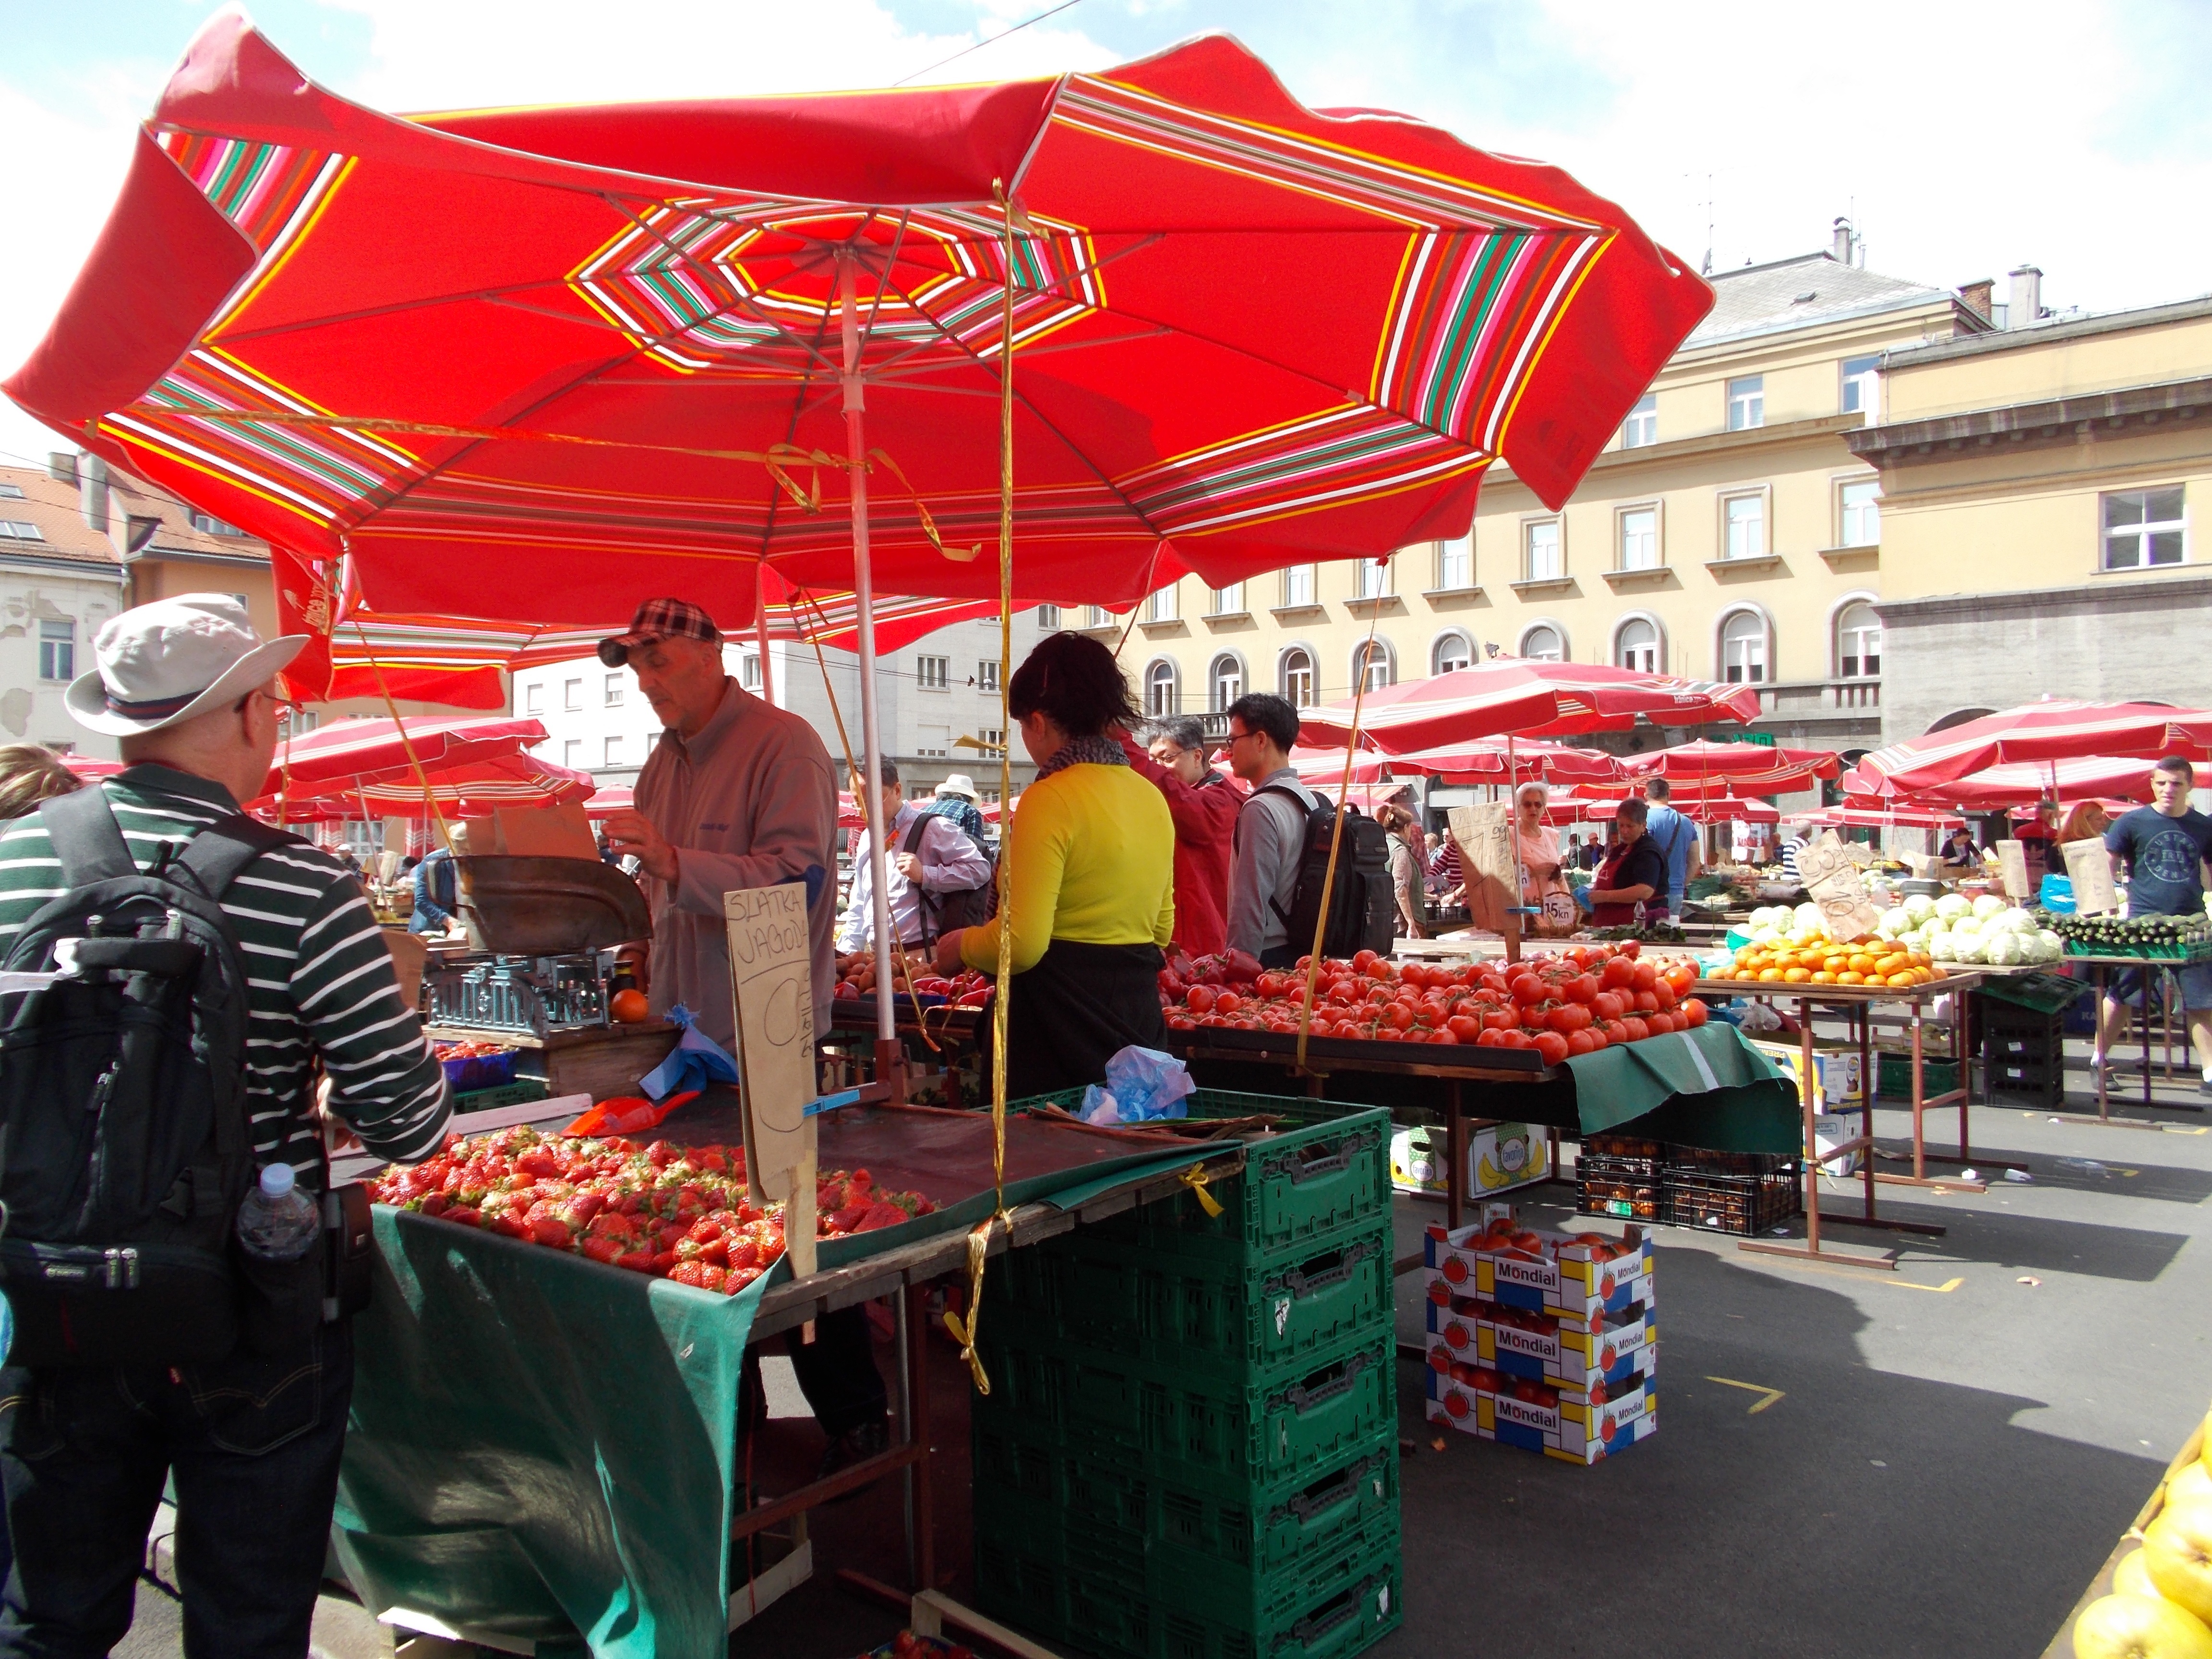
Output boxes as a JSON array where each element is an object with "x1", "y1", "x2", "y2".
[
  {"x1": 2061, "y1": 837, "x2": 2120, "y2": 916},
  {"x1": 723, "y1": 882, "x2": 818, "y2": 1231},
  {"x1": 1448, "y1": 802, "x2": 1518, "y2": 937},
  {"x1": 1797, "y1": 830, "x2": 1884, "y2": 941},
  {"x1": 1996, "y1": 840, "x2": 2032, "y2": 901}
]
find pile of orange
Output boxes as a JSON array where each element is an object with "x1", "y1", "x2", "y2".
[{"x1": 1709, "y1": 940, "x2": 1944, "y2": 989}]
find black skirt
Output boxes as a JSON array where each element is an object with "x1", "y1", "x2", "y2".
[{"x1": 980, "y1": 938, "x2": 1168, "y2": 1103}]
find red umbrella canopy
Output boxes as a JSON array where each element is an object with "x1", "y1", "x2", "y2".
[
  {"x1": 267, "y1": 714, "x2": 548, "y2": 794},
  {"x1": 1547, "y1": 793, "x2": 1775, "y2": 826},
  {"x1": 1621, "y1": 738, "x2": 1839, "y2": 794},
  {"x1": 257, "y1": 750, "x2": 594, "y2": 819},
  {"x1": 1390, "y1": 738, "x2": 1624, "y2": 787},
  {"x1": 1842, "y1": 752, "x2": 2167, "y2": 809},
  {"x1": 583, "y1": 784, "x2": 633, "y2": 819},
  {"x1": 1851, "y1": 700, "x2": 2212, "y2": 796},
  {"x1": 7, "y1": 18, "x2": 1709, "y2": 627},
  {"x1": 1298, "y1": 661, "x2": 1762, "y2": 753},
  {"x1": 1803, "y1": 804, "x2": 1963, "y2": 831}
]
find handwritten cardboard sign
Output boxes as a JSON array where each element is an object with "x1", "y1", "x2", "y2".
[
  {"x1": 1447, "y1": 803, "x2": 1518, "y2": 938},
  {"x1": 1996, "y1": 840, "x2": 2032, "y2": 901},
  {"x1": 724, "y1": 882, "x2": 818, "y2": 1206},
  {"x1": 1796, "y1": 830, "x2": 1884, "y2": 941},
  {"x1": 2061, "y1": 837, "x2": 2120, "y2": 916}
]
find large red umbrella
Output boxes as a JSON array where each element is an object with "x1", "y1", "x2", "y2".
[
  {"x1": 266, "y1": 715, "x2": 549, "y2": 795},
  {"x1": 1551, "y1": 794, "x2": 1777, "y2": 826},
  {"x1": 1622, "y1": 738, "x2": 1839, "y2": 795},
  {"x1": 1851, "y1": 700, "x2": 2212, "y2": 795},
  {"x1": 1842, "y1": 752, "x2": 2164, "y2": 809},
  {"x1": 1298, "y1": 660, "x2": 1762, "y2": 752},
  {"x1": 257, "y1": 750, "x2": 595, "y2": 820},
  {"x1": 1803, "y1": 804, "x2": 1963, "y2": 832},
  {"x1": 1390, "y1": 738, "x2": 1624, "y2": 787}
]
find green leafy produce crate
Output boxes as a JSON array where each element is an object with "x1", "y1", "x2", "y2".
[
  {"x1": 2062, "y1": 938, "x2": 2212, "y2": 962},
  {"x1": 974, "y1": 1328, "x2": 1395, "y2": 1497},
  {"x1": 991, "y1": 1215, "x2": 1393, "y2": 1384},
  {"x1": 1875, "y1": 1051, "x2": 1962, "y2": 1101},
  {"x1": 974, "y1": 1432, "x2": 1397, "y2": 1599},
  {"x1": 1016, "y1": 1089, "x2": 1388, "y2": 1263},
  {"x1": 974, "y1": 1508, "x2": 1400, "y2": 1659}
]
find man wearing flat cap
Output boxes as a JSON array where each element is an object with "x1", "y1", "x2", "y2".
[
  {"x1": 0, "y1": 594, "x2": 450, "y2": 1656},
  {"x1": 596, "y1": 598, "x2": 888, "y2": 1470}
]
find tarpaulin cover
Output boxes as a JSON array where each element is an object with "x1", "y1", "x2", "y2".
[{"x1": 331, "y1": 1102, "x2": 1215, "y2": 1659}]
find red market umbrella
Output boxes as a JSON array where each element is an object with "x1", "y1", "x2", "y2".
[
  {"x1": 583, "y1": 784, "x2": 633, "y2": 818},
  {"x1": 266, "y1": 715, "x2": 549, "y2": 795},
  {"x1": 1391, "y1": 738, "x2": 1624, "y2": 787},
  {"x1": 258, "y1": 750, "x2": 595, "y2": 819},
  {"x1": 1547, "y1": 794, "x2": 1775, "y2": 826},
  {"x1": 60, "y1": 755, "x2": 124, "y2": 780},
  {"x1": 1621, "y1": 738, "x2": 1839, "y2": 795},
  {"x1": 1802, "y1": 804, "x2": 1964, "y2": 832},
  {"x1": 1850, "y1": 700, "x2": 2212, "y2": 795},
  {"x1": 1843, "y1": 752, "x2": 2165, "y2": 810},
  {"x1": 1298, "y1": 661, "x2": 1761, "y2": 753}
]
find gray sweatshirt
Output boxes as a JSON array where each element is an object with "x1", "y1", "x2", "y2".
[
  {"x1": 633, "y1": 678, "x2": 839, "y2": 1049},
  {"x1": 1227, "y1": 768, "x2": 1315, "y2": 959}
]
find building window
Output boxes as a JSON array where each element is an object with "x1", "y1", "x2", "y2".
[
  {"x1": 1616, "y1": 618, "x2": 1660, "y2": 673},
  {"x1": 1146, "y1": 583, "x2": 1179, "y2": 624},
  {"x1": 1437, "y1": 538, "x2": 1472, "y2": 590},
  {"x1": 604, "y1": 673, "x2": 625, "y2": 707},
  {"x1": 1618, "y1": 506, "x2": 1659, "y2": 570},
  {"x1": 1837, "y1": 601, "x2": 1882, "y2": 678},
  {"x1": 1282, "y1": 565, "x2": 1315, "y2": 608},
  {"x1": 1431, "y1": 631, "x2": 1472, "y2": 675},
  {"x1": 916, "y1": 654, "x2": 950, "y2": 691},
  {"x1": 1524, "y1": 519, "x2": 1562, "y2": 581},
  {"x1": 2103, "y1": 488, "x2": 2186, "y2": 569},
  {"x1": 188, "y1": 510, "x2": 244, "y2": 536},
  {"x1": 1839, "y1": 479, "x2": 1880, "y2": 548},
  {"x1": 562, "y1": 739, "x2": 583, "y2": 767},
  {"x1": 1721, "y1": 611, "x2": 1767, "y2": 683},
  {"x1": 0, "y1": 482, "x2": 21, "y2": 498},
  {"x1": 1840, "y1": 355, "x2": 1880, "y2": 417},
  {"x1": 37, "y1": 619, "x2": 74, "y2": 682},
  {"x1": 1083, "y1": 605, "x2": 1110, "y2": 628},
  {"x1": 917, "y1": 723, "x2": 950, "y2": 758},
  {"x1": 603, "y1": 735, "x2": 625, "y2": 767},
  {"x1": 525, "y1": 683, "x2": 545, "y2": 714},
  {"x1": 977, "y1": 727, "x2": 1005, "y2": 750},
  {"x1": 1282, "y1": 648, "x2": 1316, "y2": 707},
  {"x1": 978, "y1": 659, "x2": 1001, "y2": 693},
  {"x1": 738, "y1": 650, "x2": 762, "y2": 691},
  {"x1": 1726, "y1": 375, "x2": 1764, "y2": 431},
  {"x1": 1723, "y1": 492, "x2": 1766, "y2": 561},
  {"x1": 1210, "y1": 581, "x2": 1244, "y2": 615},
  {"x1": 1352, "y1": 639, "x2": 1394, "y2": 692},
  {"x1": 0, "y1": 520, "x2": 43, "y2": 541},
  {"x1": 1622, "y1": 392, "x2": 1658, "y2": 449},
  {"x1": 1520, "y1": 625, "x2": 1564, "y2": 662},
  {"x1": 278, "y1": 708, "x2": 319, "y2": 737},
  {"x1": 1210, "y1": 654, "x2": 1243, "y2": 710},
  {"x1": 563, "y1": 677, "x2": 582, "y2": 711},
  {"x1": 1145, "y1": 659, "x2": 1178, "y2": 716},
  {"x1": 1036, "y1": 604, "x2": 1061, "y2": 628},
  {"x1": 1356, "y1": 559, "x2": 1392, "y2": 600}
]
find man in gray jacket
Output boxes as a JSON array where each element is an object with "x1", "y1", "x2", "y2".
[{"x1": 1224, "y1": 692, "x2": 1314, "y2": 968}]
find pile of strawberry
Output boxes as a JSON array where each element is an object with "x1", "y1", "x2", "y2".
[
  {"x1": 368, "y1": 1126, "x2": 937, "y2": 1295},
  {"x1": 1159, "y1": 943, "x2": 1707, "y2": 1068}
]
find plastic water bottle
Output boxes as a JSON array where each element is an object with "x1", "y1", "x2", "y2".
[{"x1": 236, "y1": 1163, "x2": 321, "y2": 1262}]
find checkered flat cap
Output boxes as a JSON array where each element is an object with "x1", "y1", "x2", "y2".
[{"x1": 599, "y1": 598, "x2": 721, "y2": 664}]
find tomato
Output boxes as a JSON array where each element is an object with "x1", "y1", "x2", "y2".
[
  {"x1": 1586, "y1": 1026, "x2": 1609, "y2": 1050},
  {"x1": 1351, "y1": 950, "x2": 1380, "y2": 972},
  {"x1": 1187, "y1": 985, "x2": 1217, "y2": 1013},
  {"x1": 1600, "y1": 955, "x2": 1637, "y2": 989},
  {"x1": 1631, "y1": 959, "x2": 1659, "y2": 991},
  {"x1": 1214, "y1": 991, "x2": 1242, "y2": 1015},
  {"x1": 1590, "y1": 990, "x2": 1624, "y2": 1022},
  {"x1": 1632, "y1": 988, "x2": 1660, "y2": 1013},
  {"x1": 1618, "y1": 939, "x2": 1641, "y2": 958},
  {"x1": 1475, "y1": 1028, "x2": 1503, "y2": 1047},
  {"x1": 1447, "y1": 1014, "x2": 1483, "y2": 1043},
  {"x1": 1621, "y1": 1015, "x2": 1650, "y2": 1042},
  {"x1": 1565, "y1": 1029, "x2": 1596, "y2": 1056},
  {"x1": 1531, "y1": 1031, "x2": 1569, "y2": 1066},
  {"x1": 1546, "y1": 1003, "x2": 1592, "y2": 1034},
  {"x1": 1385, "y1": 1002, "x2": 1415, "y2": 1031},
  {"x1": 1495, "y1": 1029, "x2": 1531, "y2": 1050},
  {"x1": 1651, "y1": 978, "x2": 1678, "y2": 1010},
  {"x1": 1509, "y1": 973, "x2": 1545, "y2": 1005},
  {"x1": 1682, "y1": 997, "x2": 1710, "y2": 1027}
]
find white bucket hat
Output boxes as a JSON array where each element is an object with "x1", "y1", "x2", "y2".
[
  {"x1": 935, "y1": 773, "x2": 980, "y2": 801},
  {"x1": 66, "y1": 594, "x2": 308, "y2": 736}
]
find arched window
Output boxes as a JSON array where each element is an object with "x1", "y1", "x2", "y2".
[
  {"x1": 1282, "y1": 648, "x2": 1316, "y2": 707},
  {"x1": 1431, "y1": 631, "x2": 1473, "y2": 675},
  {"x1": 1209, "y1": 653, "x2": 1244, "y2": 711},
  {"x1": 1352, "y1": 639, "x2": 1395, "y2": 692},
  {"x1": 1520, "y1": 625, "x2": 1564, "y2": 661},
  {"x1": 1720, "y1": 611, "x2": 1767, "y2": 684},
  {"x1": 1837, "y1": 601, "x2": 1882, "y2": 678},
  {"x1": 1145, "y1": 659, "x2": 1178, "y2": 716},
  {"x1": 1616, "y1": 617, "x2": 1660, "y2": 673}
]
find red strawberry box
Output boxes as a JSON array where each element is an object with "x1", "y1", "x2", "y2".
[{"x1": 1422, "y1": 1215, "x2": 1652, "y2": 1322}]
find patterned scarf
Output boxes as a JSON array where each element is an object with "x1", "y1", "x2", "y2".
[{"x1": 1035, "y1": 733, "x2": 1130, "y2": 781}]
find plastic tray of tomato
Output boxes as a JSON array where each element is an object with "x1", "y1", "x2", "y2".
[{"x1": 1161, "y1": 945, "x2": 1708, "y2": 1069}]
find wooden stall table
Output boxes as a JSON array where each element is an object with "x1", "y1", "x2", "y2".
[
  {"x1": 422, "y1": 1018, "x2": 679, "y2": 1103},
  {"x1": 2061, "y1": 952, "x2": 2207, "y2": 1123},
  {"x1": 821, "y1": 997, "x2": 984, "y2": 1106}
]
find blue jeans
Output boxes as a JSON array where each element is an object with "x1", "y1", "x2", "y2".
[{"x1": 0, "y1": 1321, "x2": 352, "y2": 1659}]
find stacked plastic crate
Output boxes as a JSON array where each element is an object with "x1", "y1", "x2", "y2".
[{"x1": 973, "y1": 1091, "x2": 1402, "y2": 1659}]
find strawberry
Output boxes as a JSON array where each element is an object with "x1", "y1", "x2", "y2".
[
  {"x1": 580, "y1": 1237, "x2": 623, "y2": 1265},
  {"x1": 613, "y1": 1250, "x2": 658, "y2": 1274}
]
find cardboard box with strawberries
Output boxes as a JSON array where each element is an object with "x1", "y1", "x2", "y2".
[
  {"x1": 1423, "y1": 1292, "x2": 1655, "y2": 1402},
  {"x1": 1423, "y1": 1365, "x2": 1657, "y2": 1464},
  {"x1": 1421, "y1": 1215, "x2": 1652, "y2": 1324}
]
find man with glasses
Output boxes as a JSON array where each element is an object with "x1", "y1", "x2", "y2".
[{"x1": 1222, "y1": 692, "x2": 1312, "y2": 967}]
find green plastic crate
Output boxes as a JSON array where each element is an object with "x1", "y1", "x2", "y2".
[
  {"x1": 453, "y1": 1077, "x2": 551, "y2": 1113},
  {"x1": 1875, "y1": 1051, "x2": 1962, "y2": 1101},
  {"x1": 992, "y1": 1216, "x2": 1393, "y2": 1384},
  {"x1": 975, "y1": 1512, "x2": 1400, "y2": 1659},
  {"x1": 1018, "y1": 1089, "x2": 1389, "y2": 1262},
  {"x1": 974, "y1": 1328, "x2": 1396, "y2": 1496},
  {"x1": 974, "y1": 1427, "x2": 1397, "y2": 1590}
]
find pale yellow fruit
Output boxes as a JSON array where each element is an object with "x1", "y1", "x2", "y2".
[
  {"x1": 2072, "y1": 1593, "x2": 2212, "y2": 1659},
  {"x1": 2147, "y1": 1500, "x2": 2212, "y2": 1627},
  {"x1": 2200, "y1": 1409, "x2": 2212, "y2": 1478},
  {"x1": 2119, "y1": 1550, "x2": 2162, "y2": 1600},
  {"x1": 2177, "y1": 1466, "x2": 2212, "y2": 1513}
]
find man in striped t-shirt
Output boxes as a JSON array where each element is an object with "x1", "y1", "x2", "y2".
[{"x1": 0, "y1": 595, "x2": 449, "y2": 1658}]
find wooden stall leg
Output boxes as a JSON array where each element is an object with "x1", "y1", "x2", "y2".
[
  {"x1": 1739, "y1": 998, "x2": 1896, "y2": 1269},
  {"x1": 1858, "y1": 1005, "x2": 1875, "y2": 1223},
  {"x1": 905, "y1": 1281, "x2": 936, "y2": 1592},
  {"x1": 2097, "y1": 964, "x2": 2112, "y2": 1122},
  {"x1": 1910, "y1": 1009, "x2": 1927, "y2": 1182}
]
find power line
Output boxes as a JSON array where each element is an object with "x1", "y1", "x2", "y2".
[{"x1": 893, "y1": 0, "x2": 1085, "y2": 87}]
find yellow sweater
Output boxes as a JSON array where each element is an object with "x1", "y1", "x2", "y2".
[{"x1": 961, "y1": 762, "x2": 1176, "y2": 975}]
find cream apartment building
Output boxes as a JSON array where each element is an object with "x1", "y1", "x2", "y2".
[{"x1": 1104, "y1": 225, "x2": 1991, "y2": 769}]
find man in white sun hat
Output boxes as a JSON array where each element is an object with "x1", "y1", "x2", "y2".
[
  {"x1": 924, "y1": 771, "x2": 990, "y2": 845},
  {"x1": 0, "y1": 594, "x2": 451, "y2": 1657}
]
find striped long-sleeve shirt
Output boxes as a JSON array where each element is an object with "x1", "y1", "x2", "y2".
[{"x1": 0, "y1": 765, "x2": 450, "y2": 1191}]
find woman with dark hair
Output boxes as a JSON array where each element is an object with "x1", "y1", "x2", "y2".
[
  {"x1": 1376, "y1": 804, "x2": 1426, "y2": 939},
  {"x1": 933, "y1": 631, "x2": 1175, "y2": 1099}
]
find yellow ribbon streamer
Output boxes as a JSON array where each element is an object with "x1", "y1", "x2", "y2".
[{"x1": 1179, "y1": 1164, "x2": 1225, "y2": 1218}]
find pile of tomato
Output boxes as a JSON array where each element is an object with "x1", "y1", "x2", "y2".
[
  {"x1": 1160, "y1": 943, "x2": 1706, "y2": 1068},
  {"x1": 368, "y1": 1126, "x2": 938, "y2": 1295}
]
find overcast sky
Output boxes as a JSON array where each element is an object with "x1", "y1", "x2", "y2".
[{"x1": 2, "y1": 0, "x2": 2206, "y2": 468}]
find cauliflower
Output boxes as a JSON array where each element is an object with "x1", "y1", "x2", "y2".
[
  {"x1": 1903, "y1": 894, "x2": 1937, "y2": 926},
  {"x1": 1948, "y1": 935, "x2": 1987, "y2": 964},
  {"x1": 1794, "y1": 902, "x2": 1826, "y2": 935},
  {"x1": 1880, "y1": 907, "x2": 1912, "y2": 938},
  {"x1": 1923, "y1": 929, "x2": 1952, "y2": 960},
  {"x1": 1984, "y1": 932, "x2": 2023, "y2": 967}
]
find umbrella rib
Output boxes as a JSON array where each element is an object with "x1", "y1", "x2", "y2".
[
  {"x1": 600, "y1": 193, "x2": 842, "y2": 378},
  {"x1": 211, "y1": 277, "x2": 588, "y2": 343}
]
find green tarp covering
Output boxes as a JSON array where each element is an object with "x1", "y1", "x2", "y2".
[{"x1": 332, "y1": 1111, "x2": 1210, "y2": 1659}]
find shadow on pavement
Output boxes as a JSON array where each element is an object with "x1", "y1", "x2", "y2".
[{"x1": 1832, "y1": 1200, "x2": 2193, "y2": 1282}]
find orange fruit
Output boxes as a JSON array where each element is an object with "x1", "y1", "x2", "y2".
[
  {"x1": 1783, "y1": 967, "x2": 1812, "y2": 983},
  {"x1": 1757, "y1": 968, "x2": 1784, "y2": 983},
  {"x1": 1837, "y1": 971, "x2": 1865, "y2": 985},
  {"x1": 610, "y1": 989, "x2": 649, "y2": 1023},
  {"x1": 1811, "y1": 971, "x2": 1837, "y2": 984},
  {"x1": 1887, "y1": 972, "x2": 1917, "y2": 988}
]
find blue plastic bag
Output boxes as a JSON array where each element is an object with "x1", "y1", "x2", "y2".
[
  {"x1": 638, "y1": 1004, "x2": 741, "y2": 1101},
  {"x1": 2039, "y1": 873, "x2": 2076, "y2": 914},
  {"x1": 1080, "y1": 1045, "x2": 1195, "y2": 1124}
]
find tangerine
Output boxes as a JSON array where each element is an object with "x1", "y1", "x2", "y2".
[{"x1": 611, "y1": 989, "x2": 650, "y2": 1023}]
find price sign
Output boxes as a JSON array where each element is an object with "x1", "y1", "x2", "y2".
[
  {"x1": 1996, "y1": 840, "x2": 2032, "y2": 901},
  {"x1": 1796, "y1": 830, "x2": 1884, "y2": 941},
  {"x1": 2061, "y1": 837, "x2": 2120, "y2": 916},
  {"x1": 724, "y1": 882, "x2": 820, "y2": 1276},
  {"x1": 1447, "y1": 803, "x2": 1518, "y2": 938}
]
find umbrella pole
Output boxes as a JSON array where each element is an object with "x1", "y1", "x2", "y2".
[
  {"x1": 840, "y1": 256, "x2": 901, "y2": 1085},
  {"x1": 754, "y1": 563, "x2": 776, "y2": 705}
]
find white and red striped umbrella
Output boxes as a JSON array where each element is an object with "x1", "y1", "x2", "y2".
[
  {"x1": 1622, "y1": 738, "x2": 1839, "y2": 794},
  {"x1": 1802, "y1": 804, "x2": 1964, "y2": 831},
  {"x1": 259, "y1": 751, "x2": 595, "y2": 820},
  {"x1": 1546, "y1": 794, "x2": 1776, "y2": 826},
  {"x1": 1390, "y1": 738, "x2": 1624, "y2": 787},
  {"x1": 1843, "y1": 752, "x2": 2164, "y2": 809},
  {"x1": 583, "y1": 785, "x2": 634, "y2": 818},
  {"x1": 269, "y1": 716, "x2": 549, "y2": 794},
  {"x1": 1297, "y1": 661, "x2": 1761, "y2": 753},
  {"x1": 1851, "y1": 699, "x2": 2212, "y2": 795}
]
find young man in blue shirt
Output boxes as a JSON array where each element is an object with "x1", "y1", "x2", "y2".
[{"x1": 2099, "y1": 756, "x2": 2212, "y2": 1094}]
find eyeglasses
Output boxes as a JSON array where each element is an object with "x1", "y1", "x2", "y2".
[{"x1": 1226, "y1": 729, "x2": 1262, "y2": 745}]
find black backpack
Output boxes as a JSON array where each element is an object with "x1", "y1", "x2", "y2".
[
  {"x1": 903, "y1": 811, "x2": 998, "y2": 939},
  {"x1": 1257, "y1": 783, "x2": 1395, "y2": 962},
  {"x1": 0, "y1": 788, "x2": 297, "y2": 1367}
]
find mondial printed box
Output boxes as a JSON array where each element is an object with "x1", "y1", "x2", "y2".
[
  {"x1": 1423, "y1": 1293, "x2": 1655, "y2": 1400},
  {"x1": 1422, "y1": 1221, "x2": 1652, "y2": 1322},
  {"x1": 1423, "y1": 1367, "x2": 1657, "y2": 1464}
]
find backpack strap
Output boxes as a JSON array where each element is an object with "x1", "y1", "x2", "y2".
[
  {"x1": 176, "y1": 813, "x2": 301, "y2": 902},
  {"x1": 39, "y1": 786, "x2": 138, "y2": 887}
]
